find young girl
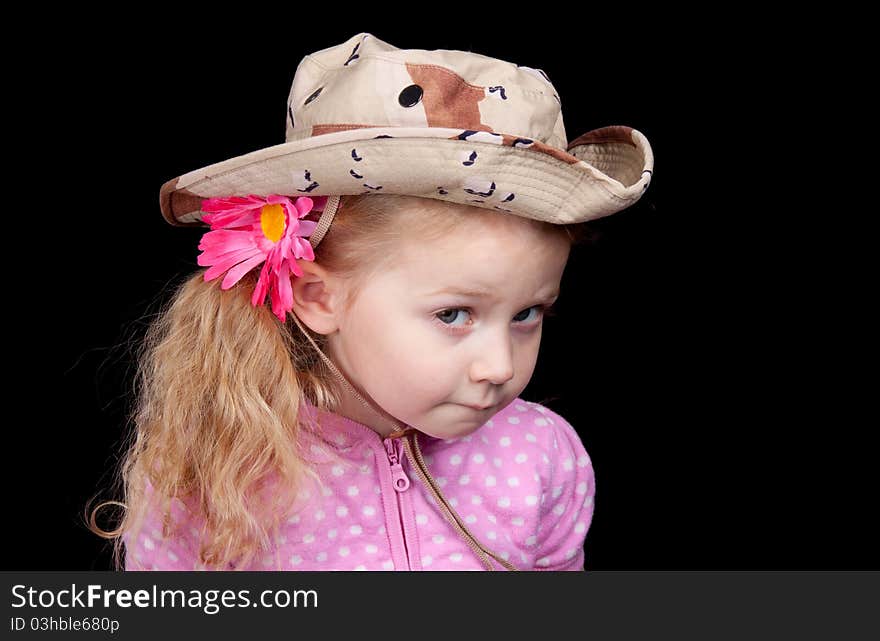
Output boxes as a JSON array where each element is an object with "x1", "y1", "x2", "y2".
[{"x1": 88, "y1": 32, "x2": 653, "y2": 571}]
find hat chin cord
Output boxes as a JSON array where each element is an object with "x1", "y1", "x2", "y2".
[{"x1": 288, "y1": 194, "x2": 409, "y2": 438}]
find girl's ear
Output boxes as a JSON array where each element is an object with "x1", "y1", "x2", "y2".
[{"x1": 290, "y1": 260, "x2": 344, "y2": 335}]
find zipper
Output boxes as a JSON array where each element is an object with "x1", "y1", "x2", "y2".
[
  {"x1": 384, "y1": 437, "x2": 412, "y2": 569},
  {"x1": 385, "y1": 437, "x2": 411, "y2": 492}
]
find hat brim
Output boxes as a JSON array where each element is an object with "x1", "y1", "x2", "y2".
[{"x1": 160, "y1": 125, "x2": 653, "y2": 227}]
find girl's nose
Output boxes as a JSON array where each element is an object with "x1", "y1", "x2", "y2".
[{"x1": 469, "y1": 333, "x2": 515, "y2": 386}]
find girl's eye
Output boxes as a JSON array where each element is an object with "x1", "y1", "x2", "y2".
[
  {"x1": 435, "y1": 308, "x2": 470, "y2": 327},
  {"x1": 433, "y1": 305, "x2": 556, "y2": 331}
]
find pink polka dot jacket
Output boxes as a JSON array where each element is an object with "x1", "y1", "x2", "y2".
[{"x1": 124, "y1": 397, "x2": 595, "y2": 571}]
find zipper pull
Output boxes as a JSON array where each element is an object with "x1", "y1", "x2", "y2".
[{"x1": 385, "y1": 438, "x2": 410, "y2": 492}]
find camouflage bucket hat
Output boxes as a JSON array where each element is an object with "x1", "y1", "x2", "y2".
[{"x1": 159, "y1": 31, "x2": 654, "y2": 230}]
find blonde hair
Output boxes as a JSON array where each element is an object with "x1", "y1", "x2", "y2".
[{"x1": 86, "y1": 193, "x2": 592, "y2": 571}]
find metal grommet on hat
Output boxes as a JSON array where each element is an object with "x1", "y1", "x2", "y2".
[{"x1": 398, "y1": 84, "x2": 424, "y2": 108}]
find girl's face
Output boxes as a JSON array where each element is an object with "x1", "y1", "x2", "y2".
[{"x1": 298, "y1": 213, "x2": 571, "y2": 440}]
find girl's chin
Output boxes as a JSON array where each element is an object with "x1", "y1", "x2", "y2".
[{"x1": 418, "y1": 416, "x2": 488, "y2": 440}]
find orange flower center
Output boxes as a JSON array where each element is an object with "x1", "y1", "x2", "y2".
[{"x1": 260, "y1": 204, "x2": 285, "y2": 242}]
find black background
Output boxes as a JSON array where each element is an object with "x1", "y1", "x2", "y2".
[{"x1": 7, "y1": 11, "x2": 873, "y2": 570}]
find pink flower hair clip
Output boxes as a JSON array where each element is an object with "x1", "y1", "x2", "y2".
[{"x1": 196, "y1": 194, "x2": 325, "y2": 322}]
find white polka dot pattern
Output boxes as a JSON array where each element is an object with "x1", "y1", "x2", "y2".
[{"x1": 123, "y1": 397, "x2": 595, "y2": 571}]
